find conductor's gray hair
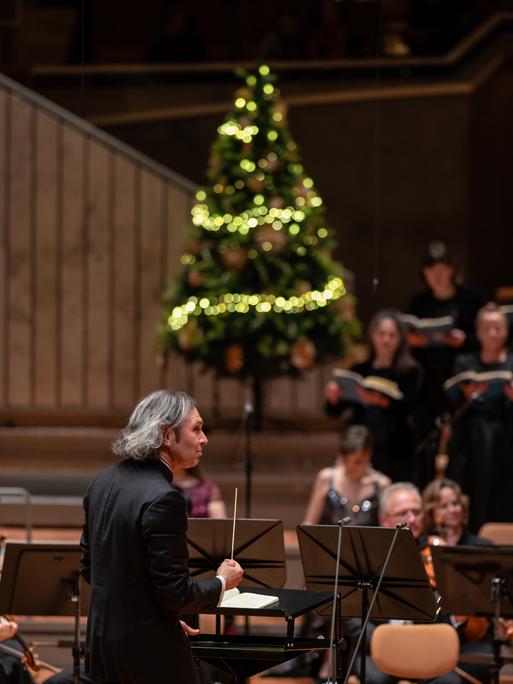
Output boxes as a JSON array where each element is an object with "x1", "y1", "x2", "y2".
[
  {"x1": 379, "y1": 481, "x2": 421, "y2": 515},
  {"x1": 112, "y1": 390, "x2": 196, "y2": 461}
]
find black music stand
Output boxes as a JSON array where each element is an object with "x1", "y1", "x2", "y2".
[
  {"x1": 187, "y1": 517, "x2": 286, "y2": 588},
  {"x1": 298, "y1": 525, "x2": 438, "y2": 683},
  {"x1": 432, "y1": 544, "x2": 513, "y2": 684},
  {"x1": 187, "y1": 518, "x2": 335, "y2": 682},
  {"x1": 0, "y1": 542, "x2": 88, "y2": 684}
]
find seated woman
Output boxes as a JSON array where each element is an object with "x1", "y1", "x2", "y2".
[
  {"x1": 304, "y1": 425, "x2": 390, "y2": 526},
  {"x1": 172, "y1": 465, "x2": 226, "y2": 519},
  {"x1": 422, "y1": 478, "x2": 491, "y2": 546},
  {"x1": 325, "y1": 310, "x2": 421, "y2": 482},
  {"x1": 421, "y1": 478, "x2": 494, "y2": 683}
]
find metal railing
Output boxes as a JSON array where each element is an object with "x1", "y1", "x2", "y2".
[{"x1": 0, "y1": 487, "x2": 33, "y2": 542}]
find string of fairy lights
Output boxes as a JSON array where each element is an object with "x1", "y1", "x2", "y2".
[
  {"x1": 191, "y1": 199, "x2": 325, "y2": 235},
  {"x1": 167, "y1": 276, "x2": 346, "y2": 331}
]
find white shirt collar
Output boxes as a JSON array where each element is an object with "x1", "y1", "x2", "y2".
[{"x1": 159, "y1": 458, "x2": 173, "y2": 475}]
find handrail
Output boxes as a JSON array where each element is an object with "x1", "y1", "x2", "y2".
[
  {"x1": 0, "y1": 71, "x2": 196, "y2": 192},
  {"x1": 28, "y1": 12, "x2": 513, "y2": 79},
  {"x1": 0, "y1": 487, "x2": 33, "y2": 542}
]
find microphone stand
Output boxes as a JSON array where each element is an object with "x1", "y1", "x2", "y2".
[
  {"x1": 243, "y1": 401, "x2": 254, "y2": 518},
  {"x1": 342, "y1": 522, "x2": 407, "y2": 684},
  {"x1": 326, "y1": 516, "x2": 352, "y2": 684}
]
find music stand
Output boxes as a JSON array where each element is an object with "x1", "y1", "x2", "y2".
[
  {"x1": 0, "y1": 542, "x2": 88, "y2": 684},
  {"x1": 188, "y1": 519, "x2": 335, "y2": 682},
  {"x1": 187, "y1": 518, "x2": 286, "y2": 588},
  {"x1": 298, "y1": 525, "x2": 438, "y2": 683},
  {"x1": 432, "y1": 544, "x2": 513, "y2": 684}
]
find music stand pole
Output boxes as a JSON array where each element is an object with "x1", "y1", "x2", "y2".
[
  {"x1": 342, "y1": 523, "x2": 407, "y2": 684},
  {"x1": 243, "y1": 401, "x2": 253, "y2": 518},
  {"x1": 69, "y1": 572, "x2": 81, "y2": 684},
  {"x1": 491, "y1": 576, "x2": 506, "y2": 684}
]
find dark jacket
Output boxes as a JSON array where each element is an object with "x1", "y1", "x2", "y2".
[{"x1": 80, "y1": 458, "x2": 221, "y2": 683}]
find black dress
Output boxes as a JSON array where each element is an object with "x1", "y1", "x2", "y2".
[
  {"x1": 446, "y1": 352, "x2": 513, "y2": 532},
  {"x1": 407, "y1": 284, "x2": 483, "y2": 436},
  {"x1": 319, "y1": 470, "x2": 382, "y2": 526},
  {"x1": 327, "y1": 361, "x2": 420, "y2": 482}
]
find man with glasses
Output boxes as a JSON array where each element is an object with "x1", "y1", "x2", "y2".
[{"x1": 351, "y1": 482, "x2": 489, "y2": 683}]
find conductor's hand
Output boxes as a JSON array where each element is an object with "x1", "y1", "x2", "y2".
[
  {"x1": 217, "y1": 559, "x2": 244, "y2": 590},
  {"x1": 180, "y1": 620, "x2": 200, "y2": 637}
]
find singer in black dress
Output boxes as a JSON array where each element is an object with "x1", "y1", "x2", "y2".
[
  {"x1": 406, "y1": 243, "x2": 483, "y2": 446},
  {"x1": 326, "y1": 311, "x2": 421, "y2": 483},
  {"x1": 446, "y1": 304, "x2": 513, "y2": 532}
]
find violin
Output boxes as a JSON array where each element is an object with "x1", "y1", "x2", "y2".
[
  {"x1": 434, "y1": 414, "x2": 452, "y2": 479},
  {"x1": 0, "y1": 615, "x2": 60, "y2": 681},
  {"x1": 420, "y1": 537, "x2": 488, "y2": 642}
]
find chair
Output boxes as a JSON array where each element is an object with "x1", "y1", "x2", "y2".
[
  {"x1": 478, "y1": 523, "x2": 513, "y2": 545},
  {"x1": 370, "y1": 623, "x2": 460, "y2": 681}
]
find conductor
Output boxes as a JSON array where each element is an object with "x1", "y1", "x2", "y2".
[{"x1": 80, "y1": 390, "x2": 243, "y2": 683}]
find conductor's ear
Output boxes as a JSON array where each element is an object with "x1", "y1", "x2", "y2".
[{"x1": 161, "y1": 425, "x2": 176, "y2": 448}]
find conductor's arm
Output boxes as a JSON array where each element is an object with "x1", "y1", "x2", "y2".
[{"x1": 142, "y1": 489, "x2": 242, "y2": 614}]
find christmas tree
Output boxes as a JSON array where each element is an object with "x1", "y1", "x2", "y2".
[{"x1": 160, "y1": 65, "x2": 358, "y2": 408}]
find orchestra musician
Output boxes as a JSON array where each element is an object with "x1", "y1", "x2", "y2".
[
  {"x1": 356, "y1": 482, "x2": 491, "y2": 683},
  {"x1": 0, "y1": 616, "x2": 33, "y2": 684},
  {"x1": 80, "y1": 390, "x2": 243, "y2": 684}
]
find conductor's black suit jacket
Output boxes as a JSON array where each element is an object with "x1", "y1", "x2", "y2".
[{"x1": 80, "y1": 458, "x2": 221, "y2": 683}]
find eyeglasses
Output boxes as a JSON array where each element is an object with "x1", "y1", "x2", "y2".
[{"x1": 388, "y1": 508, "x2": 423, "y2": 518}]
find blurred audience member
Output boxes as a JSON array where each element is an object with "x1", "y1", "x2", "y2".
[
  {"x1": 148, "y1": 6, "x2": 206, "y2": 63},
  {"x1": 172, "y1": 465, "x2": 226, "y2": 519},
  {"x1": 257, "y1": 9, "x2": 308, "y2": 61},
  {"x1": 309, "y1": 0, "x2": 347, "y2": 59}
]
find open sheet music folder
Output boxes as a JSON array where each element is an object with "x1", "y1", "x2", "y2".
[
  {"x1": 443, "y1": 369, "x2": 513, "y2": 400},
  {"x1": 221, "y1": 588, "x2": 279, "y2": 609},
  {"x1": 332, "y1": 368, "x2": 403, "y2": 402},
  {"x1": 399, "y1": 313, "x2": 455, "y2": 346}
]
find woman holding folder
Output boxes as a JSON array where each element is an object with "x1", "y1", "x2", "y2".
[
  {"x1": 325, "y1": 310, "x2": 421, "y2": 482},
  {"x1": 446, "y1": 303, "x2": 513, "y2": 531}
]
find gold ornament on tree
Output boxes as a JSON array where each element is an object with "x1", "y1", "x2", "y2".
[
  {"x1": 255, "y1": 225, "x2": 286, "y2": 252},
  {"x1": 187, "y1": 269, "x2": 203, "y2": 287},
  {"x1": 208, "y1": 154, "x2": 221, "y2": 172},
  {"x1": 295, "y1": 280, "x2": 312, "y2": 295},
  {"x1": 248, "y1": 177, "x2": 265, "y2": 192},
  {"x1": 261, "y1": 153, "x2": 280, "y2": 173},
  {"x1": 291, "y1": 338, "x2": 317, "y2": 370},
  {"x1": 225, "y1": 344, "x2": 244, "y2": 374},
  {"x1": 269, "y1": 196, "x2": 285, "y2": 209},
  {"x1": 177, "y1": 320, "x2": 201, "y2": 351},
  {"x1": 222, "y1": 247, "x2": 247, "y2": 270}
]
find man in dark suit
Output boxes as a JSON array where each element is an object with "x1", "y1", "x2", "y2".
[{"x1": 80, "y1": 389, "x2": 243, "y2": 683}]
